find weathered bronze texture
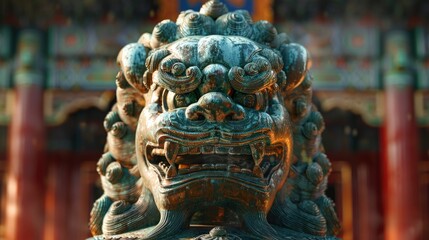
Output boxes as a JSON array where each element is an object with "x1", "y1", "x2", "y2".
[{"x1": 90, "y1": 1, "x2": 340, "y2": 239}]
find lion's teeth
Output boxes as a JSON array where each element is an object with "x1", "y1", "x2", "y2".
[
  {"x1": 240, "y1": 168, "x2": 253, "y2": 175},
  {"x1": 156, "y1": 142, "x2": 270, "y2": 177},
  {"x1": 166, "y1": 164, "x2": 177, "y2": 178},
  {"x1": 250, "y1": 142, "x2": 265, "y2": 166},
  {"x1": 151, "y1": 148, "x2": 165, "y2": 156},
  {"x1": 227, "y1": 164, "x2": 240, "y2": 173},
  {"x1": 164, "y1": 141, "x2": 179, "y2": 165},
  {"x1": 202, "y1": 163, "x2": 215, "y2": 169},
  {"x1": 179, "y1": 145, "x2": 189, "y2": 155},
  {"x1": 178, "y1": 164, "x2": 190, "y2": 169},
  {"x1": 178, "y1": 168, "x2": 190, "y2": 174},
  {"x1": 261, "y1": 162, "x2": 270, "y2": 173},
  {"x1": 201, "y1": 145, "x2": 214, "y2": 154},
  {"x1": 215, "y1": 163, "x2": 227, "y2": 170},
  {"x1": 188, "y1": 146, "x2": 201, "y2": 155},
  {"x1": 253, "y1": 165, "x2": 263, "y2": 177},
  {"x1": 190, "y1": 164, "x2": 202, "y2": 171},
  {"x1": 214, "y1": 146, "x2": 228, "y2": 154},
  {"x1": 228, "y1": 146, "x2": 242, "y2": 155}
]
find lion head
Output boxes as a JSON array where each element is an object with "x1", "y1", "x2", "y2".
[{"x1": 137, "y1": 34, "x2": 292, "y2": 213}]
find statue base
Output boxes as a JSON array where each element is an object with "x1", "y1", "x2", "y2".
[{"x1": 88, "y1": 225, "x2": 339, "y2": 240}]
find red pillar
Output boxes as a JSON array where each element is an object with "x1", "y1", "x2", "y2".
[
  {"x1": 381, "y1": 31, "x2": 422, "y2": 240},
  {"x1": 5, "y1": 30, "x2": 46, "y2": 240},
  {"x1": 44, "y1": 152, "x2": 71, "y2": 240}
]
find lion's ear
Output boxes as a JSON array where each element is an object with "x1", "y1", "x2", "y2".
[
  {"x1": 281, "y1": 73, "x2": 313, "y2": 121},
  {"x1": 278, "y1": 43, "x2": 311, "y2": 92},
  {"x1": 117, "y1": 43, "x2": 149, "y2": 94}
]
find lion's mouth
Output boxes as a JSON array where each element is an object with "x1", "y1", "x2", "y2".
[{"x1": 145, "y1": 140, "x2": 284, "y2": 180}]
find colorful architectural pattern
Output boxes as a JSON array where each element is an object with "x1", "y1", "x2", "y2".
[
  {"x1": 0, "y1": 61, "x2": 11, "y2": 89},
  {"x1": 49, "y1": 25, "x2": 149, "y2": 57},
  {"x1": 416, "y1": 27, "x2": 429, "y2": 59},
  {"x1": 310, "y1": 59, "x2": 380, "y2": 90},
  {"x1": 0, "y1": 27, "x2": 11, "y2": 58},
  {"x1": 48, "y1": 59, "x2": 117, "y2": 90},
  {"x1": 417, "y1": 60, "x2": 429, "y2": 89},
  {"x1": 279, "y1": 23, "x2": 381, "y2": 90}
]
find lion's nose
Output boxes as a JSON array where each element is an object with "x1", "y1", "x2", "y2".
[{"x1": 185, "y1": 92, "x2": 245, "y2": 122}]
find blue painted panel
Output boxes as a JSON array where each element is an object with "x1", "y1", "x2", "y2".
[
  {"x1": 0, "y1": 61, "x2": 11, "y2": 89},
  {"x1": 416, "y1": 27, "x2": 429, "y2": 59},
  {"x1": 417, "y1": 61, "x2": 429, "y2": 89},
  {"x1": 47, "y1": 58, "x2": 117, "y2": 90},
  {"x1": 311, "y1": 58, "x2": 380, "y2": 90},
  {"x1": 0, "y1": 27, "x2": 12, "y2": 58},
  {"x1": 49, "y1": 24, "x2": 147, "y2": 57}
]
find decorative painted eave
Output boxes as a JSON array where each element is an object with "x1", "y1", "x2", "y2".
[
  {"x1": 313, "y1": 88, "x2": 429, "y2": 128},
  {"x1": 314, "y1": 90, "x2": 384, "y2": 127},
  {"x1": 43, "y1": 90, "x2": 115, "y2": 126}
]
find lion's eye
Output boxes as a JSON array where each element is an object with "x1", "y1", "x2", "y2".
[
  {"x1": 164, "y1": 90, "x2": 198, "y2": 110},
  {"x1": 233, "y1": 91, "x2": 267, "y2": 111}
]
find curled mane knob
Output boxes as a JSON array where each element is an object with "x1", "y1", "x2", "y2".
[
  {"x1": 259, "y1": 48, "x2": 283, "y2": 73},
  {"x1": 306, "y1": 162, "x2": 324, "y2": 185},
  {"x1": 101, "y1": 193, "x2": 160, "y2": 236},
  {"x1": 216, "y1": 12, "x2": 253, "y2": 39},
  {"x1": 315, "y1": 196, "x2": 342, "y2": 236},
  {"x1": 111, "y1": 122, "x2": 127, "y2": 139},
  {"x1": 313, "y1": 153, "x2": 332, "y2": 175},
  {"x1": 177, "y1": 12, "x2": 214, "y2": 38},
  {"x1": 103, "y1": 111, "x2": 121, "y2": 132},
  {"x1": 301, "y1": 122, "x2": 318, "y2": 140},
  {"x1": 106, "y1": 161, "x2": 123, "y2": 184},
  {"x1": 89, "y1": 195, "x2": 113, "y2": 236},
  {"x1": 200, "y1": 0, "x2": 229, "y2": 19},
  {"x1": 122, "y1": 100, "x2": 142, "y2": 118},
  {"x1": 234, "y1": 10, "x2": 252, "y2": 24},
  {"x1": 115, "y1": 71, "x2": 130, "y2": 89},
  {"x1": 101, "y1": 200, "x2": 132, "y2": 235},
  {"x1": 102, "y1": 168, "x2": 142, "y2": 202},
  {"x1": 110, "y1": 200, "x2": 132, "y2": 215},
  {"x1": 176, "y1": 10, "x2": 194, "y2": 25},
  {"x1": 298, "y1": 200, "x2": 322, "y2": 216},
  {"x1": 117, "y1": 43, "x2": 148, "y2": 93},
  {"x1": 97, "y1": 152, "x2": 115, "y2": 176},
  {"x1": 276, "y1": 70, "x2": 287, "y2": 89},
  {"x1": 150, "y1": 20, "x2": 177, "y2": 49},
  {"x1": 243, "y1": 62, "x2": 258, "y2": 76},
  {"x1": 308, "y1": 111, "x2": 325, "y2": 131},
  {"x1": 294, "y1": 99, "x2": 308, "y2": 118},
  {"x1": 253, "y1": 20, "x2": 278, "y2": 45}
]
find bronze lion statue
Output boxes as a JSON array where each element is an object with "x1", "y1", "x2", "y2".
[{"x1": 89, "y1": 1, "x2": 341, "y2": 239}]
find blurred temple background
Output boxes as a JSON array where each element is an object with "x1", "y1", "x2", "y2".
[{"x1": 0, "y1": 0, "x2": 428, "y2": 239}]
